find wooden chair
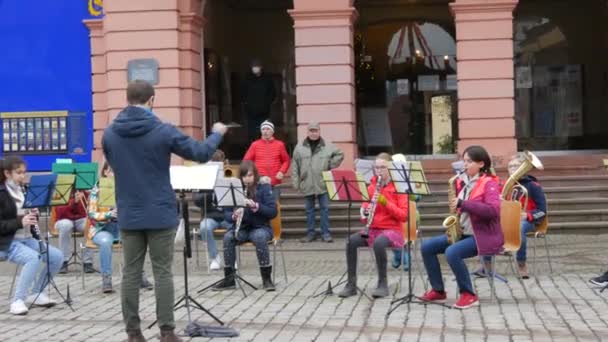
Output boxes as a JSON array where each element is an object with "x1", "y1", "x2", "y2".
[
  {"x1": 80, "y1": 219, "x2": 122, "y2": 289},
  {"x1": 479, "y1": 201, "x2": 530, "y2": 303},
  {"x1": 237, "y1": 201, "x2": 288, "y2": 285}
]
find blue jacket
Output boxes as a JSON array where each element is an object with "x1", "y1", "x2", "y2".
[
  {"x1": 224, "y1": 178, "x2": 277, "y2": 230},
  {"x1": 513, "y1": 175, "x2": 547, "y2": 225},
  {"x1": 102, "y1": 106, "x2": 223, "y2": 230}
]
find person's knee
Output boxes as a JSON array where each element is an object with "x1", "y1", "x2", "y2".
[
  {"x1": 373, "y1": 237, "x2": 389, "y2": 253},
  {"x1": 223, "y1": 232, "x2": 235, "y2": 245},
  {"x1": 55, "y1": 220, "x2": 73, "y2": 233},
  {"x1": 445, "y1": 245, "x2": 461, "y2": 264}
]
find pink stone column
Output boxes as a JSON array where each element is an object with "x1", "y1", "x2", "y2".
[
  {"x1": 83, "y1": 18, "x2": 107, "y2": 164},
  {"x1": 85, "y1": 0, "x2": 205, "y2": 164},
  {"x1": 289, "y1": 0, "x2": 358, "y2": 168},
  {"x1": 450, "y1": 0, "x2": 518, "y2": 167}
]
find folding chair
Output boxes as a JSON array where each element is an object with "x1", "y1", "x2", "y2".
[
  {"x1": 479, "y1": 201, "x2": 530, "y2": 303},
  {"x1": 526, "y1": 195, "x2": 552, "y2": 276}
]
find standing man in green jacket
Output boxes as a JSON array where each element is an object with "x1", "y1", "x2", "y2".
[{"x1": 292, "y1": 122, "x2": 344, "y2": 243}]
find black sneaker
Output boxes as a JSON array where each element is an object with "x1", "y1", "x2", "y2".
[
  {"x1": 590, "y1": 271, "x2": 608, "y2": 287},
  {"x1": 84, "y1": 263, "x2": 95, "y2": 274},
  {"x1": 322, "y1": 234, "x2": 333, "y2": 243},
  {"x1": 299, "y1": 233, "x2": 316, "y2": 243},
  {"x1": 59, "y1": 262, "x2": 68, "y2": 274}
]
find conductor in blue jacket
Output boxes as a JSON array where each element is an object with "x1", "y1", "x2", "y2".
[{"x1": 103, "y1": 80, "x2": 227, "y2": 342}]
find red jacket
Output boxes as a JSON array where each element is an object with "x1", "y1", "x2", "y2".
[
  {"x1": 361, "y1": 176, "x2": 409, "y2": 230},
  {"x1": 243, "y1": 138, "x2": 291, "y2": 186},
  {"x1": 55, "y1": 193, "x2": 88, "y2": 221}
]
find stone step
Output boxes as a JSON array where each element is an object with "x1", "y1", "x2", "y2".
[
  {"x1": 276, "y1": 185, "x2": 608, "y2": 205},
  {"x1": 274, "y1": 197, "x2": 608, "y2": 217}
]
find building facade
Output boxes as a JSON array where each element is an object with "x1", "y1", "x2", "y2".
[{"x1": 2, "y1": 0, "x2": 605, "y2": 170}]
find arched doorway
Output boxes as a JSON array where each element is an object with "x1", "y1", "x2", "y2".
[{"x1": 355, "y1": 1, "x2": 457, "y2": 156}]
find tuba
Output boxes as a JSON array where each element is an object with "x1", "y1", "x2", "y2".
[
  {"x1": 443, "y1": 170, "x2": 464, "y2": 244},
  {"x1": 500, "y1": 150, "x2": 544, "y2": 233}
]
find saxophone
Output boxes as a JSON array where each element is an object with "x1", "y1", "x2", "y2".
[
  {"x1": 361, "y1": 176, "x2": 382, "y2": 238},
  {"x1": 443, "y1": 171, "x2": 464, "y2": 245}
]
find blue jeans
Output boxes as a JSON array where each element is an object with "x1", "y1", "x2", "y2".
[
  {"x1": 305, "y1": 193, "x2": 330, "y2": 237},
  {"x1": 516, "y1": 219, "x2": 536, "y2": 262},
  {"x1": 199, "y1": 218, "x2": 230, "y2": 259},
  {"x1": 421, "y1": 234, "x2": 478, "y2": 295},
  {"x1": 223, "y1": 227, "x2": 272, "y2": 267},
  {"x1": 7, "y1": 238, "x2": 63, "y2": 301},
  {"x1": 93, "y1": 231, "x2": 115, "y2": 276}
]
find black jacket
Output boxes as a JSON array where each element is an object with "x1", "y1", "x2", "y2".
[
  {"x1": 0, "y1": 184, "x2": 23, "y2": 252},
  {"x1": 223, "y1": 179, "x2": 277, "y2": 230},
  {"x1": 242, "y1": 73, "x2": 276, "y2": 115}
]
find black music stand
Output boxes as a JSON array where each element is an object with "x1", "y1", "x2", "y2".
[
  {"x1": 386, "y1": 161, "x2": 445, "y2": 317},
  {"x1": 52, "y1": 163, "x2": 99, "y2": 268},
  {"x1": 312, "y1": 169, "x2": 372, "y2": 300},
  {"x1": 23, "y1": 174, "x2": 76, "y2": 312},
  {"x1": 148, "y1": 165, "x2": 224, "y2": 331},
  {"x1": 197, "y1": 178, "x2": 257, "y2": 296}
]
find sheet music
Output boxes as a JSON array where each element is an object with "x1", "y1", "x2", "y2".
[
  {"x1": 389, "y1": 161, "x2": 431, "y2": 195},
  {"x1": 170, "y1": 164, "x2": 219, "y2": 191},
  {"x1": 214, "y1": 178, "x2": 246, "y2": 207},
  {"x1": 354, "y1": 159, "x2": 374, "y2": 184}
]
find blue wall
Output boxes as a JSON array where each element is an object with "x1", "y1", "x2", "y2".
[{"x1": 0, "y1": 1, "x2": 98, "y2": 171}]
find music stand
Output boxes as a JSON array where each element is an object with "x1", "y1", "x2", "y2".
[
  {"x1": 148, "y1": 164, "x2": 224, "y2": 331},
  {"x1": 23, "y1": 174, "x2": 75, "y2": 312},
  {"x1": 197, "y1": 178, "x2": 257, "y2": 296},
  {"x1": 386, "y1": 161, "x2": 444, "y2": 317},
  {"x1": 311, "y1": 169, "x2": 372, "y2": 300}
]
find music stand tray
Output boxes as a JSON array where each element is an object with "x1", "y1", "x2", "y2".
[
  {"x1": 24, "y1": 174, "x2": 75, "y2": 312},
  {"x1": 311, "y1": 169, "x2": 372, "y2": 300},
  {"x1": 197, "y1": 177, "x2": 257, "y2": 296}
]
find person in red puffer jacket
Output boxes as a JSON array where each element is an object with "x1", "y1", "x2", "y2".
[
  {"x1": 243, "y1": 120, "x2": 290, "y2": 200},
  {"x1": 55, "y1": 190, "x2": 91, "y2": 273}
]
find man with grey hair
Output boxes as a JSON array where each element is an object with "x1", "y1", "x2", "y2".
[{"x1": 291, "y1": 122, "x2": 344, "y2": 242}]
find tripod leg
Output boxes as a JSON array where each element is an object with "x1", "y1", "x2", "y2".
[{"x1": 188, "y1": 296, "x2": 224, "y2": 325}]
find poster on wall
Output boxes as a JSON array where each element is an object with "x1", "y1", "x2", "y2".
[
  {"x1": 516, "y1": 66, "x2": 533, "y2": 89},
  {"x1": 397, "y1": 79, "x2": 409, "y2": 95}
]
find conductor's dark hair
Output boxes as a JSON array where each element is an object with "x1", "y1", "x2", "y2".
[{"x1": 126, "y1": 80, "x2": 155, "y2": 105}]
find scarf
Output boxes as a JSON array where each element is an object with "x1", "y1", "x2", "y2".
[
  {"x1": 458, "y1": 173, "x2": 479, "y2": 235},
  {"x1": 5, "y1": 180, "x2": 27, "y2": 239}
]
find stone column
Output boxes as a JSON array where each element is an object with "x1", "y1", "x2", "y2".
[
  {"x1": 83, "y1": 18, "x2": 106, "y2": 163},
  {"x1": 450, "y1": 0, "x2": 519, "y2": 166},
  {"x1": 289, "y1": 0, "x2": 358, "y2": 168},
  {"x1": 85, "y1": 0, "x2": 205, "y2": 164}
]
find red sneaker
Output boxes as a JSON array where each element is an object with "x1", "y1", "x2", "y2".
[
  {"x1": 453, "y1": 292, "x2": 479, "y2": 309},
  {"x1": 419, "y1": 289, "x2": 447, "y2": 303}
]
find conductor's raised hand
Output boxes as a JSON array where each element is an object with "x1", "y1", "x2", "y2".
[{"x1": 212, "y1": 122, "x2": 228, "y2": 135}]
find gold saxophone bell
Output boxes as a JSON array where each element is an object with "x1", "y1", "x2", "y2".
[{"x1": 443, "y1": 169, "x2": 464, "y2": 244}]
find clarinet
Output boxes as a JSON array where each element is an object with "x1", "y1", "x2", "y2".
[
  {"x1": 234, "y1": 187, "x2": 248, "y2": 237},
  {"x1": 362, "y1": 176, "x2": 383, "y2": 238}
]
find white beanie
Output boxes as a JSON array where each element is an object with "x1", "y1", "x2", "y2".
[{"x1": 260, "y1": 120, "x2": 274, "y2": 132}]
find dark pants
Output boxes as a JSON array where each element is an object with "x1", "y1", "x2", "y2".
[
  {"x1": 223, "y1": 226, "x2": 272, "y2": 267},
  {"x1": 421, "y1": 234, "x2": 478, "y2": 295},
  {"x1": 247, "y1": 114, "x2": 267, "y2": 142},
  {"x1": 345, "y1": 233, "x2": 390, "y2": 283},
  {"x1": 121, "y1": 229, "x2": 176, "y2": 332}
]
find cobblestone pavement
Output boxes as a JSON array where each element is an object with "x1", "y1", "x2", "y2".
[{"x1": 1, "y1": 233, "x2": 608, "y2": 341}]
